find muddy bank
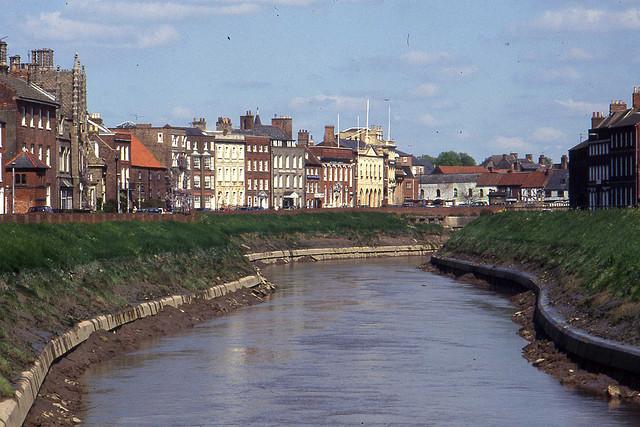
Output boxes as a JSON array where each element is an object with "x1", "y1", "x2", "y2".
[
  {"x1": 422, "y1": 261, "x2": 640, "y2": 406},
  {"x1": 23, "y1": 283, "x2": 275, "y2": 427}
]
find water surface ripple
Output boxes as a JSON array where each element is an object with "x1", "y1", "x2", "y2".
[{"x1": 82, "y1": 257, "x2": 640, "y2": 426}]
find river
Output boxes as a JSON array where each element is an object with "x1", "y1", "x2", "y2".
[{"x1": 81, "y1": 257, "x2": 640, "y2": 426}]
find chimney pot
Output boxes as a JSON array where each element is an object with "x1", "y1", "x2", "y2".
[{"x1": 323, "y1": 125, "x2": 336, "y2": 146}]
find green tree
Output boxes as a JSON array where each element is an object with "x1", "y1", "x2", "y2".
[{"x1": 434, "y1": 151, "x2": 477, "y2": 166}]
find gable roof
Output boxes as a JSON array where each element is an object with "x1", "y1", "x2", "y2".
[
  {"x1": 545, "y1": 169, "x2": 569, "y2": 191},
  {"x1": 433, "y1": 165, "x2": 486, "y2": 174},
  {"x1": 420, "y1": 173, "x2": 479, "y2": 184},
  {"x1": 5, "y1": 150, "x2": 49, "y2": 170},
  {"x1": 0, "y1": 75, "x2": 58, "y2": 106},
  {"x1": 476, "y1": 172, "x2": 504, "y2": 186},
  {"x1": 131, "y1": 134, "x2": 165, "y2": 169},
  {"x1": 497, "y1": 172, "x2": 548, "y2": 188}
]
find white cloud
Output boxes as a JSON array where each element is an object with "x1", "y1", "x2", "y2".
[
  {"x1": 73, "y1": 1, "x2": 261, "y2": 20},
  {"x1": 413, "y1": 83, "x2": 438, "y2": 97},
  {"x1": 25, "y1": 12, "x2": 178, "y2": 47},
  {"x1": 539, "y1": 66, "x2": 581, "y2": 83},
  {"x1": 531, "y1": 7, "x2": 640, "y2": 32},
  {"x1": 418, "y1": 113, "x2": 438, "y2": 127},
  {"x1": 290, "y1": 94, "x2": 364, "y2": 111},
  {"x1": 565, "y1": 47, "x2": 593, "y2": 61},
  {"x1": 493, "y1": 136, "x2": 531, "y2": 150},
  {"x1": 555, "y1": 98, "x2": 605, "y2": 114},
  {"x1": 532, "y1": 127, "x2": 565, "y2": 142},
  {"x1": 401, "y1": 50, "x2": 452, "y2": 65}
]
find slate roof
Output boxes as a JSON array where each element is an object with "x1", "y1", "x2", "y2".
[
  {"x1": 545, "y1": 169, "x2": 569, "y2": 191},
  {"x1": 185, "y1": 127, "x2": 206, "y2": 137},
  {"x1": 569, "y1": 139, "x2": 590, "y2": 151},
  {"x1": 305, "y1": 149, "x2": 322, "y2": 167},
  {"x1": 481, "y1": 154, "x2": 542, "y2": 171},
  {"x1": 420, "y1": 173, "x2": 480, "y2": 184},
  {"x1": 308, "y1": 146, "x2": 354, "y2": 162},
  {"x1": 5, "y1": 150, "x2": 49, "y2": 170},
  {"x1": 0, "y1": 75, "x2": 58, "y2": 106},
  {"x1": 594, "y1": 109, "x2": 640, "y2": 129},
  {"x1": 131, "y1": 135, "x2": 165, "y2": 169},
  {"x1": 433, "y1": 166, "x2": 487, "y2": 174},
  {"x1": 233, "y1": 114, "x2": 291, "y2": 140}
]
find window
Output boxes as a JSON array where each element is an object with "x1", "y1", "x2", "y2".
[
  {"x1": 203, "y1": 157, "x2": 211, "y2": 170},
  {"x1": 194, "y1": 176, "x2": 201, "y2": 188},
  {"x1": 38, "y1": 145, "x2": 43, "y2": 160},
  {"x1": 157, "y1": 132, "x2": 164, "y2": 143},
  {"x1": 46, "y1": 110, "x2": 51, "y2": 130},
  {"x1": 480, "y1": 189, "x2": 484, "y2": 197},
  {"x1": 38, "y1": 109, "x2": 43, "y2": 128},
  {"x1": 21, "y1": 106, "x2": 26, "y2": 126},
  {"x1": 436, "y1": 189, "x2": 441, "y2": 198},
  {"x1": 193, "y1": 157, "x2": 201, "y2": 169},
  {"x1": 15, "y1": 174, "x2": 26, "y2": 185},
  {"x1": 29, "y1": 107, "x2": 34, "y2": 127},
  {"x1": 138, "y1": 171, "x2": 142, "y2": 180},
  {"x1": 468, "y1": 188, "x2": 473, "y2": 197},
  {"x1": 454, "y1": 188, "x2": 458, "y2": 197}
]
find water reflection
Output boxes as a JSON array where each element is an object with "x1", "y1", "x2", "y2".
[{"x1": 82, "y1": 257, "x2": 640, "y2": 426}]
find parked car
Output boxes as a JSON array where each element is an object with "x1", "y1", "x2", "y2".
[{"x1": 27, "y1": 206, "x2": 54, "y2": 213}]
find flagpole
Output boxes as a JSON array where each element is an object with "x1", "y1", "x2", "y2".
[{"x1": 337, "y1": 113, "x2": 340, "y2": 148}]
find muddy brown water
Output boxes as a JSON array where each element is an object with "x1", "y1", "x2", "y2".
[{"x1": 81, "y1": 257, "x2": 640, "y2": 426}]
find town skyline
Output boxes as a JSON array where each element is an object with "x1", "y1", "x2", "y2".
[{"x1": 6, "y1": 1, "x2": 640, "y2": 162}]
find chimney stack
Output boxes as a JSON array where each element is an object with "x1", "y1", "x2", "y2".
[
  {"x1": 510, "y1": 152, "x2": 518, "y2": 160},
  {"x1": 9, "y1": 54, "x2": 20, "y2": 73},
  {"x1": 297, "y1": 129, "x2": 310, "y2": 147},
  {"x1": 525, "y1": 154, "x2": 533, "y2": 161},
  {"x1": 561, "y1": 154, "x2": 568, "y2": 170},
  {"x1": 240, "y1": 110, "x2": 254, "y2": 130},
  {"x1": 216, "y1": 117, "x2": 232, "y2": 132},
  {"x1": 591, "y1": 111, "x2": 605, "y2": 129},
  {"x1": 633, "y1": 87, "x2": 640, "y2": 109},
  {"x1": 610, "y1": 100, "x2": 627, "y2": 114},
  {"x1": 538, "y1": 155, "x2": 546, "y2": 165},
  {"x1": 0, "y1": 41, "x2": 7, "y2": 75},
  {"x1": 323, "y1": 125, "x2": 336, "y2": 146},
  {"x1": 271, "y1": 116, "x2": 293, "y2": 140},
  {"x1": 192, "y1": 117, "x2": 207, "y2": 131}
]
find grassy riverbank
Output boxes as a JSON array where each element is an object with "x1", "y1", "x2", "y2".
[
  {"x1": 441, "y1": 209, "x2": 640, "y2": 345},
  {"x1": 0, "y1": 211, "x2": 444, "y2": 397}
]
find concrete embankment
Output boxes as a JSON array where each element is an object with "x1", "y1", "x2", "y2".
[
  {"x1": 430, "y1": 255, "x2": 640, "y2": 384},
  {"x1": 0, "y1": 276, "x2": 263, "y2": 427},
  {"x1": 246, "y1": 244, "x2": 438, "y2": 264}
]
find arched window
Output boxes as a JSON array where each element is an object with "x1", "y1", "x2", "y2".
[
  {"x1": 480, "y1": 189, "x2": 484, "y2": 197},
  {"x1": 454, "y1": 188, "x2": 458, "y2": 197},
  {"x1": 436, "y1": 189, "x2": 441, "y2": 198}
]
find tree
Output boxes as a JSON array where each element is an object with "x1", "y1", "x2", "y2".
[{"x1": 434, "y1": 151, "x2": 477, "y2": 166}]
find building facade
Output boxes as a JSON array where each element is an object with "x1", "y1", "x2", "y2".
[
  {"x1": 569, "y1": 91, "x2": 640, "y2": 209},
  {"x1": 245, "y1": 135, "x2": 271, "y2": 209},
  {"x1": 214, "y1": 132, "x2": 245, "y2": 209}
]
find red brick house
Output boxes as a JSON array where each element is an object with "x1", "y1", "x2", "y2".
[
  {"x1": 304, "y1": 148, "x2": 322, "y2": 208},
  {"x1": 5, "y1": 150, "x2": 49, "y2": 213},
  {"x1": 244, "y1": 134, "x2": 271, "y2": 209},
  {"x1": 0, "y1": 72, "x2": 58, "y2": 211},
  {"x1": 130, "y1": 134, "x2": 167, "y2": 210},
  {"x1": 307, "y1": 145, "x2": 356, "y2": 208}
]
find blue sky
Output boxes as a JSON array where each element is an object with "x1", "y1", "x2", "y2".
[{"x1": 3, "y1": 0, "x2": 640, "y2": 163}]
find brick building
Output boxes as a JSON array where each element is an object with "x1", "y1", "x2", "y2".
[
  {"x1": 9, "y1": 47, "x2": 91, "y2": 210},
  {"x1": 0, "y1": 54, "x2": 58, "y2": 211},
  {"x1": 308, "y1": 144, "x2": 355, "y2": 208},
  {"x1": 304, "y1": 145, "x2": 323, "y2": 208},
  {"x1": 569, "y1": 89, "x2": 640, "y2": 209},
  {"x1": 185, "y1": 121, "x2": 216, "y2": 210},
  {"x1": 244, "y1": 134, "x2": 271, "y2": 209},
  {"x1": 4, "y1": 151, "x2": 49, "y2": 213},
  {"x1": 129, "y1": 134, "x2": 167, "y2": 210}
]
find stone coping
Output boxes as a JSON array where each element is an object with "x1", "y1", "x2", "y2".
[
  {"x1": 246, "y1": 244, "x2": 439, "y2": 264},
  {"x1": 430, "y1": 255, "x2": 640, "y2": 379},
  {"x1": 0, "y1": 276, "x2": 262, "y2": 427}
]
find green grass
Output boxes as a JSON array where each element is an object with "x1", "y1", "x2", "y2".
[
  {"x1": 0, "y1": 211, "x2": 443, "y2": 396},
  {"x1": 442, "y1": 209, "x2": 640, "y2": 301}
]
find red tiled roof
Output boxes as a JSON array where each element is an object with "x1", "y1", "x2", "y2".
[
  {"x1": 434, "y1": 166, "x2": 487, "y2": 174},
  {"x1": 498, "y1": 172, "x2": 548, "y2": 188},
  {"x1": 5, "y1": 150, "x2": 49, "y2": 170},
  {"x1": 476, "y1": 172, "x2": 503, "y2": 186},
  {"x1": 130, "y1": 134, "x2": 165, "y2": 169}
]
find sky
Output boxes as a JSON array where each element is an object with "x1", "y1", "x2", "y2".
[{"x1": 2, "y1": 0, "x2": 640, "y2": 163}]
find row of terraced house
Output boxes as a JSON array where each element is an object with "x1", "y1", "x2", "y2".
[{"x1": 0, "y1": 42, "x2": 426, "y2": 213}]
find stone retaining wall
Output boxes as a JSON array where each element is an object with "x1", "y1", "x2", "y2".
[
  {"x1": 430, "y1": 255, "x2": 640, "y2": 380},
  {"x1": 0, "y1": 276, "x2": 262, "y2": 427},
  {"x1": 246, "y1": 244, "x2": 438, "y2": 264}
]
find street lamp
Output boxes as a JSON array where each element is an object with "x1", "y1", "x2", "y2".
[
  {"x1": 115, "y1": 155, "x2": 120, "y2": 214},
  {"x1": 11, "y1": 161, "x2": 16, "y2": 214}
]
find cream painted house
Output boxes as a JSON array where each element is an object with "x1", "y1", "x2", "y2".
[
  {"x1": 213, "y1": 133, "x2": 245, "y2": 208},
  {"x1": 356, "y1": 145, "x2": 385, "y2": 207}
]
